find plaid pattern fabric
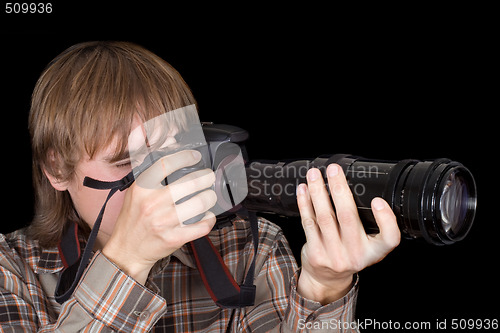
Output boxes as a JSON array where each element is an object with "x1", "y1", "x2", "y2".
[{"x1": 0, "y1": 217, "x2": 359, "y2": 332}]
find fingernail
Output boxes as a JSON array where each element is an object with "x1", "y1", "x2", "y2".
[
  {"x1": 327, "y1": 164, "x2": 339, "y2": 177},
  {"x1": 372, "y1": 197, "x2": 386, "y2": 211},
  {"x1": 307, "y1": 168, "x2": 319, "y2": 181},
  {"x1": 297, "y1": 183, "x2": 306, "y2": 196},
  {"x1": 192, "y1": 150, "x2": 201, "y2": 159}
]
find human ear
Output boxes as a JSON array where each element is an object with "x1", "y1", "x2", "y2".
[
  {"x1": 43, "y1": 169, "x2": 69, "y2": 191},
  {"x1": 42, "y1": 151, "x2": 69, "y2": 191}
]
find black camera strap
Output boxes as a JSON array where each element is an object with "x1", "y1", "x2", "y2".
[
  {"x1": 55, "y1": 163, "x2": 258, "y2": 308},
  {"x1": 55, "y1": 186, "x2": 121, "y2": 304}
]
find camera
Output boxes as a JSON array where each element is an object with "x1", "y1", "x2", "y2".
[
  {"x1": 73, "y1": 116, "x2": 477, "y2": 308},
  {"x1": 192, "y1": 123, "x2": 477, "y2": 246}
]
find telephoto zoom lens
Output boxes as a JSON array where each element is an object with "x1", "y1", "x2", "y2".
[{"x1": 243, "y1": 154, "x2": 477, "y2": 245}]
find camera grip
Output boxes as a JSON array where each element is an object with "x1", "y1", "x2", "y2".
[{"x1": 166, "y1": 161, "x2": 210, "y2": 225}]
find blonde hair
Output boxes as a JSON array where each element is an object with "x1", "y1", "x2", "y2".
[{"x1": 28, "y1": 41, "x2": 196, "y2": 247}]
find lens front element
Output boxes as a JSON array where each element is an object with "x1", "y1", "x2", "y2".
[
  {"x1": 437, "y1": 167, "x2": 477, "y2": 243},
  {"x1": 440, "y1": 171, "x2": 467, "y2": 234}
]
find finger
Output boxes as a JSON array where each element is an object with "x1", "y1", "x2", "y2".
[
  {"x1": 306, "y1": 168, "x2": 339, "y2": 238},
  {"x1": 137, "y1": 150, "x2": 202, "y2": 189},
  {"x1": 168, "y1": 169, "x2": 215, "y2": 202},
  {"x1": 174, "y1": 211, "x2": 217, "y2": 244},
  {"x1": 174, "y1": 189, "x2": 217, "y2": 224},
  {"x1": 370, "y1": 197, "x2": 401, "y2": 251},
  {"x1": 327, "y1": 164, "x2": 364, "y2": 238},
  {"x1": 296, "y1": 183, "x2": 321, "y2": 244}
]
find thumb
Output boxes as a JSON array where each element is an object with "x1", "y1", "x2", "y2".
[{"x1": 371, "y1": 197, "x2": 401, "y2": 251}]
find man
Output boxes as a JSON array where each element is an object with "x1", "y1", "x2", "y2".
[{"x1": 0, "y1": 41, "x2": 400, "y2": 332}]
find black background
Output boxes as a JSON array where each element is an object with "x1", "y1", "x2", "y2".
[{"x1": 1, "y1": 2, "x2": 498, "y2": 329}]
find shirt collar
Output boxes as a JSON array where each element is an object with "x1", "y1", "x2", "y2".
[
  {"x1": 171, "y1": 244, "x2": 196, "y2": 269},
  {"x1": 35, "y1": 228, "x2": 201, "y2": 276},
  {"x1": 35, "y1": 246, "x2": 64, "y2": 274},
  {"x1": 35, "y1": 242, "x2": 197, "y2": 275}
]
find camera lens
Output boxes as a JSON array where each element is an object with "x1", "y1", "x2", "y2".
[
  {"x1": 440, "y1": 171, "x2": 467, "y2": 234},
  {"x1": 375, "y1": 159, "x2": 477, "y2": 246},
  {"x1": 243, "y1": 154, "x2": 477, "y2": 246},
  {"x1": 435, "y1": 166, "x2": 476, "y2": 243}
]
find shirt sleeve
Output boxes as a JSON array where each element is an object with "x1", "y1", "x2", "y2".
[
  {"x1": 240, "y1": 225, "x2": 359, "y2": 333},
  {"x1": 0, "y1": 242, "x2": 166, "y2": 333},
  {"x1": 282, "y1": 270, "x2": 359, "y2": 332},
  {"x1": 54, "y1": 251, "x2": 167, "y2": 332}
]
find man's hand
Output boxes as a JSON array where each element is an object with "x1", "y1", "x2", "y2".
[
  {"x1": 102, "y1": 150, "x2": 217, "y2": 284},
  {"x1": 296, "y1": 164, "x2": 401, "y2": 305}
]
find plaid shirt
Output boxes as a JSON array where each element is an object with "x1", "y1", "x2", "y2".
[{"x1": 0, "y1": 217, "x2": 358, "y2": 332}]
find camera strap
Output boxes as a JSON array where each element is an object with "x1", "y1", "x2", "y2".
[
  {"x1": 189, "y1": 208, "x2": 258, "y2": 308},
  {"x1": 55, "y1": 167, "x2": 257, "y2": 308},
  {"x1": 55, "y1": 186, "x2": 121, "y2": 304}
]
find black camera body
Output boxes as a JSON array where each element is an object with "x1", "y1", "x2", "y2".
[
  {"x1": 194, "y1": 123, "x2": 477, "y2": 246},
  {"x1": 166, "y1": 123, "x2": 250, "y2": 225}
]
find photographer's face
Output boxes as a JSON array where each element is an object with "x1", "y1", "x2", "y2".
[
  {"x1": 65, "y1": 140, "x2": 132, "y2": 249},
  {"x1": 62, "y1": 117, "x2": 178, "y2": 249}
]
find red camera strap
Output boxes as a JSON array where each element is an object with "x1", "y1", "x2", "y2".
[{"x1": 189, "y1": 209, "x2": 258, "y2": 308}]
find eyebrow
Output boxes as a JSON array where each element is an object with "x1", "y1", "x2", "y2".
[
  {"x1": 104, "y1": 133, "x2": 155, "y2": 164},
  {"x1": 105, "y1": 144, "x2": 152, "y2": 164},
  {"x1": 105, "y1": 132, "x2": 178, "y2": 164},
  {"x1": 105, "y1": 150, "x2": 131, "y2": 164}
]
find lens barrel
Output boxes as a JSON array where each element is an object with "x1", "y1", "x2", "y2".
[{"x1": 243, "y1": 154, "x2": 477, "y2": 245}]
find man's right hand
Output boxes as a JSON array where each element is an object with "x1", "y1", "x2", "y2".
[{"x1": 102, "y1": 149, "x2": 217, "y2": 284}]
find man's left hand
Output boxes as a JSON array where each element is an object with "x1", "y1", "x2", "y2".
[{"x1": 296, "y1": 163, "x2": 401, "y2": 304}]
